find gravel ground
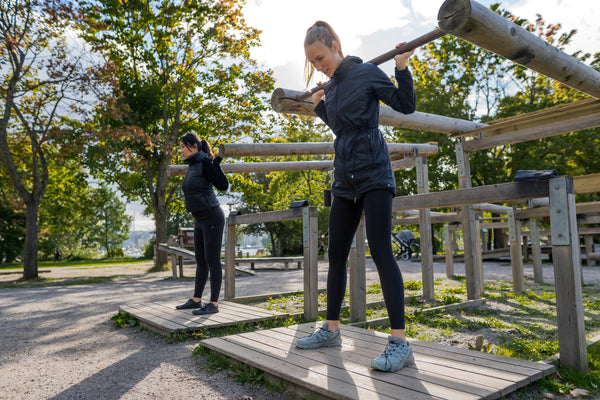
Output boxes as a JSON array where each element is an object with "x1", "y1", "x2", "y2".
[{"x1": 1, "y1": 258, "x2": 599, "y2": 400}]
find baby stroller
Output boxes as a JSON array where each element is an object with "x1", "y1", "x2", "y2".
[{"x1": 392, "y1": 230, "x2": 419, "y2": 261}]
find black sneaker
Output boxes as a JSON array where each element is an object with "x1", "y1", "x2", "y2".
[
  {"x1": 192, "y1": 302, "x2": 219, "y2": 315},
  {"x1": 176, "y1": 299, "x2": 201, "y2": 310}
]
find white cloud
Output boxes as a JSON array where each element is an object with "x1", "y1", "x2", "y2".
[{"x1": 243, "y1": 0, "x2": 599, "y2": 91}]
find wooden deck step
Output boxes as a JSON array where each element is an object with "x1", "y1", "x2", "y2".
[
  {"x1": 200, "y1": 322, "x2": 556, "y2": 400},
  {"x1": 119, "y1": 300, "x2": 287, "y2": 335}
]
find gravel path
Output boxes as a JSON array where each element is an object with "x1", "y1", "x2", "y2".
[{"x1": 1, "y1": 259, "x2": 599, "y2": 399}]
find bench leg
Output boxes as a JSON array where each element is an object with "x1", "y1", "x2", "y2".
[
  {"x1": 284, "y1": 261, "x2": 289, "y2": 270},
  {"x1": 171, "y1": 254, "x2": 178, "y2": 279}
]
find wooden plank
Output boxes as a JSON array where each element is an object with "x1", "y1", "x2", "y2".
[
  {"x1": 462, "y1": 113, "x2": 600, "y2": 152},
  {"x1": 202, "y1": 336, "x2": 406, "y2": 400},
  {"x1": 574, "y1": 173, "x2": 600, "y2": 194},
  {"x1": 229, "y1": 208, "x2": 304, "y2": 225},
  {"x1": 296, "y1": 324, "x2": 553, "y2": 379},
  {"x1": 202, "y1": 323, "x2": 554, "y2": 400},
  {"x1": 268, "y1": 326, "x2": 512, "y2": 397},
  {"x1": 392, "y1": 180, "x2": 550, "y2": 212},
  {"x1": 227, "y1": 332, "x2": 481, "y2": 400},
  {"x1": 271, "y1": 87, "x2": 485, "y2": 134},
  {"x1": 452, "y1": 99, "x2": 600, "y2": 138}
]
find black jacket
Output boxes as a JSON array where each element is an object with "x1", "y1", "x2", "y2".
[
  {"x1": 182, "y1": 151, "x2": 229, "y2": 215},
  {"x1": 314, "y1": 56, "x2": 416, "y2": 200}
]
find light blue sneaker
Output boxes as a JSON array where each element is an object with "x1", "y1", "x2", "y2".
[
  {"x1": 295, "y1": 323, "x2": 342, "y2": 349},
  {"x1": 371, "y1": 336, "x2": 414, "y2": 372}
]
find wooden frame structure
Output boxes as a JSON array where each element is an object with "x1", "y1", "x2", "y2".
[{"x1": 224, "y1": 207, "x2": 320, "y2": 321}]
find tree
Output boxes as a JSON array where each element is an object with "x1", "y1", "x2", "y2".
[
  {"x1": 89, "y1": 185, "x2": 132, "y2": 257},
  {"x1": 0, "y1": 0, "x2": 96, "y2": 278},
  {"x1": 79, "y1": 0, "x2": 274, "y2": 269}
]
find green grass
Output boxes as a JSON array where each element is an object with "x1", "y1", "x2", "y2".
[
  {"x1": 0, "y1": 275, "x2": 127, "y2": 288},
  {"x1": 0, "y1": 257, "x2": 151, "y2": 270}
]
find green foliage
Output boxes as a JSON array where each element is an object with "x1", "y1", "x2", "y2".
[
  {"x1": 111, "y1": 312, "x2": 139, "y2": 328},
  {"x1": 79, "y1": 0, "x2": 275, "y2": 267}
]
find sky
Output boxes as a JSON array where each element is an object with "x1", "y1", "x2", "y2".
[
  {"x1": 129, "y1": 0, "x2": 599, "y2": 232},
  {"x1": 243, "y1": 0, "x2": 599, "y2": 91}
]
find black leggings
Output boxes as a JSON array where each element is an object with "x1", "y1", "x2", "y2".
[
  {"x1": 192, "y1": 206, "x2": 225, "y2": 302},
  {"x1": 326, "y1": 189, "x2": 406, "y2": 329}
]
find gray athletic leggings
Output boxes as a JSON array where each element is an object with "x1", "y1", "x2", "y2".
[
  {"x1": 326, "y1": 189, "x2": 406, "y2": 329},
  {"x1": 192, "y1": 206, "x2": 225, "y2": 302}
]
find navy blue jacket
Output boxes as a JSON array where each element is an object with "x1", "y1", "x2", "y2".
[
  {"x1": 182, "y1": 152, "x2": 229, "y2": 215},
  {"x1": 314, "y1": 56, "x2": 416, "y2": 200}
]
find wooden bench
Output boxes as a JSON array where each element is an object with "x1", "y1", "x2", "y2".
[
  {"x1": 158, "y1": 243, "x2": 255, "y2": 278},
  {"x1": 235, "y1": 256, "x2": 304, "y2": 270}
]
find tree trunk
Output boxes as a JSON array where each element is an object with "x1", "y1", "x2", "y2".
[
  {"x1": 152, "y1": 208, "x2": 168, "y2": 270},
  {"x1": 23, "y1": 200, "x2": 39, "y2": 280}
]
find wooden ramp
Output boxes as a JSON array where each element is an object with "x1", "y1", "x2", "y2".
[
  {"x1": 119, "y1": 300, "x2": 287, "y2": 335},
  {"x1": 200, "y1": 322, "x2": 556, "y2": 400}
]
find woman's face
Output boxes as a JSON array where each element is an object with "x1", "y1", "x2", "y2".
[
  {"x1": 179, "y1": 141, "x2": 198, "y2": 160},
  {"x1": 305, "y1": 40, "x2": 342, "y2": 78}
]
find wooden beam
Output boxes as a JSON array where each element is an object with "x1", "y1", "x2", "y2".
[
  {"x1": 271, "y1": 88, "x2": 486, "y2": 134},
  {"x1": 392, "y1": 180, "x2": 550, "y2": 212},
  {"x1": 218, "y1": 141, "x2": 438, "y2": 158},
  {"x1": 438, "y1": 0, "x2": 600, "y2": 98},
  {"x1": 452, "y1": 99, "x2": 600, "y2": 139},
  {"x1": 169, "y1": 156, "x2": 425, "y2": 176},
  {"x1": 462, "y1": 113, "x2": 600, "y2": 152}
]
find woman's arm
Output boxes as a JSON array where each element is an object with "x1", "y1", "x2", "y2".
[{"x1": 203, "y1": 156, "x2": 229, "y2": 191}]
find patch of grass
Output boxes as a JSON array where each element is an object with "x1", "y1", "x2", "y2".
[
  {"x1": 0, "y1": 276, "x2": 121, "y2": 288},
  {"x1": 111, "y1": 312, "x2": 139, "y2": 328},
  {"x1": 0, "y1": 257, "x2": 151, "y2": 271}
]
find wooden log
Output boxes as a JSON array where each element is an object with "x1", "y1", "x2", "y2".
[
  {"x1": 438, "y1": 0, "x2": 600, "y2": 98},
  {"x1": 271, "y1": 87, "x2": 487, "y2": 134},
  {"x1": 218, "y1": 141, "x2": 438, "y2": 158},
  {"x1": 169, "y1": 158, "x2": 423, "y2": 176}
]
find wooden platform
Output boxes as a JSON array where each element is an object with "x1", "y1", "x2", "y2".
[
  {"x1": 119, "y1": 300, "x2": 287, "y2": 335},
  {"x1": 200, "y1": 322, "x2": 555, "y2": 400}
]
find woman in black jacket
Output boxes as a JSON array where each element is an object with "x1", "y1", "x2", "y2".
[
  {"x1": 175, "y1": 133, "x2": 229, "y2": 315},
  {"x1": 295, "y1": 21, "x2": 416, "y2": 372}
]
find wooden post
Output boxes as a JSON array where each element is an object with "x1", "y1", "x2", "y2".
[
  {"x1": 444, "y1": 224, "x2": 454, "y2": 277},
  {"x1": 507, "y1": 209, "x2": 524, "y2": 294},
  {"x1": 349, "y1": 217, "x2": 367, "y2": 323},
  {"x1": 171, "y1": 254, "x2": 178, "y2": 279},
  {"x1": 530, "y1": 219, "x2": 543, "y2": 283},
  {"x1": 549, "y1": 176, "x2": 588, "y2": 372},
  {"x1": 456, "y1": 139, "x2": 482, "y2": 299},
  {"x1": 585, "y1": 234, "x2": 596, "y2": 267},
  {"x1": 438, "y1": 0, "x2": 600, "y2": 98},
  {"x1": 178, "y1": 256, "x2": 184, "y2": 278},
  {"x1": 416, "y1": 155, "x2": 434, "y2": 300},
  {"x1": 303, "y1": 206, "x2": 319, "y2": 321},
  {"x1": 224, "y1": 219, "x2": 236, "y2": 300}
]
